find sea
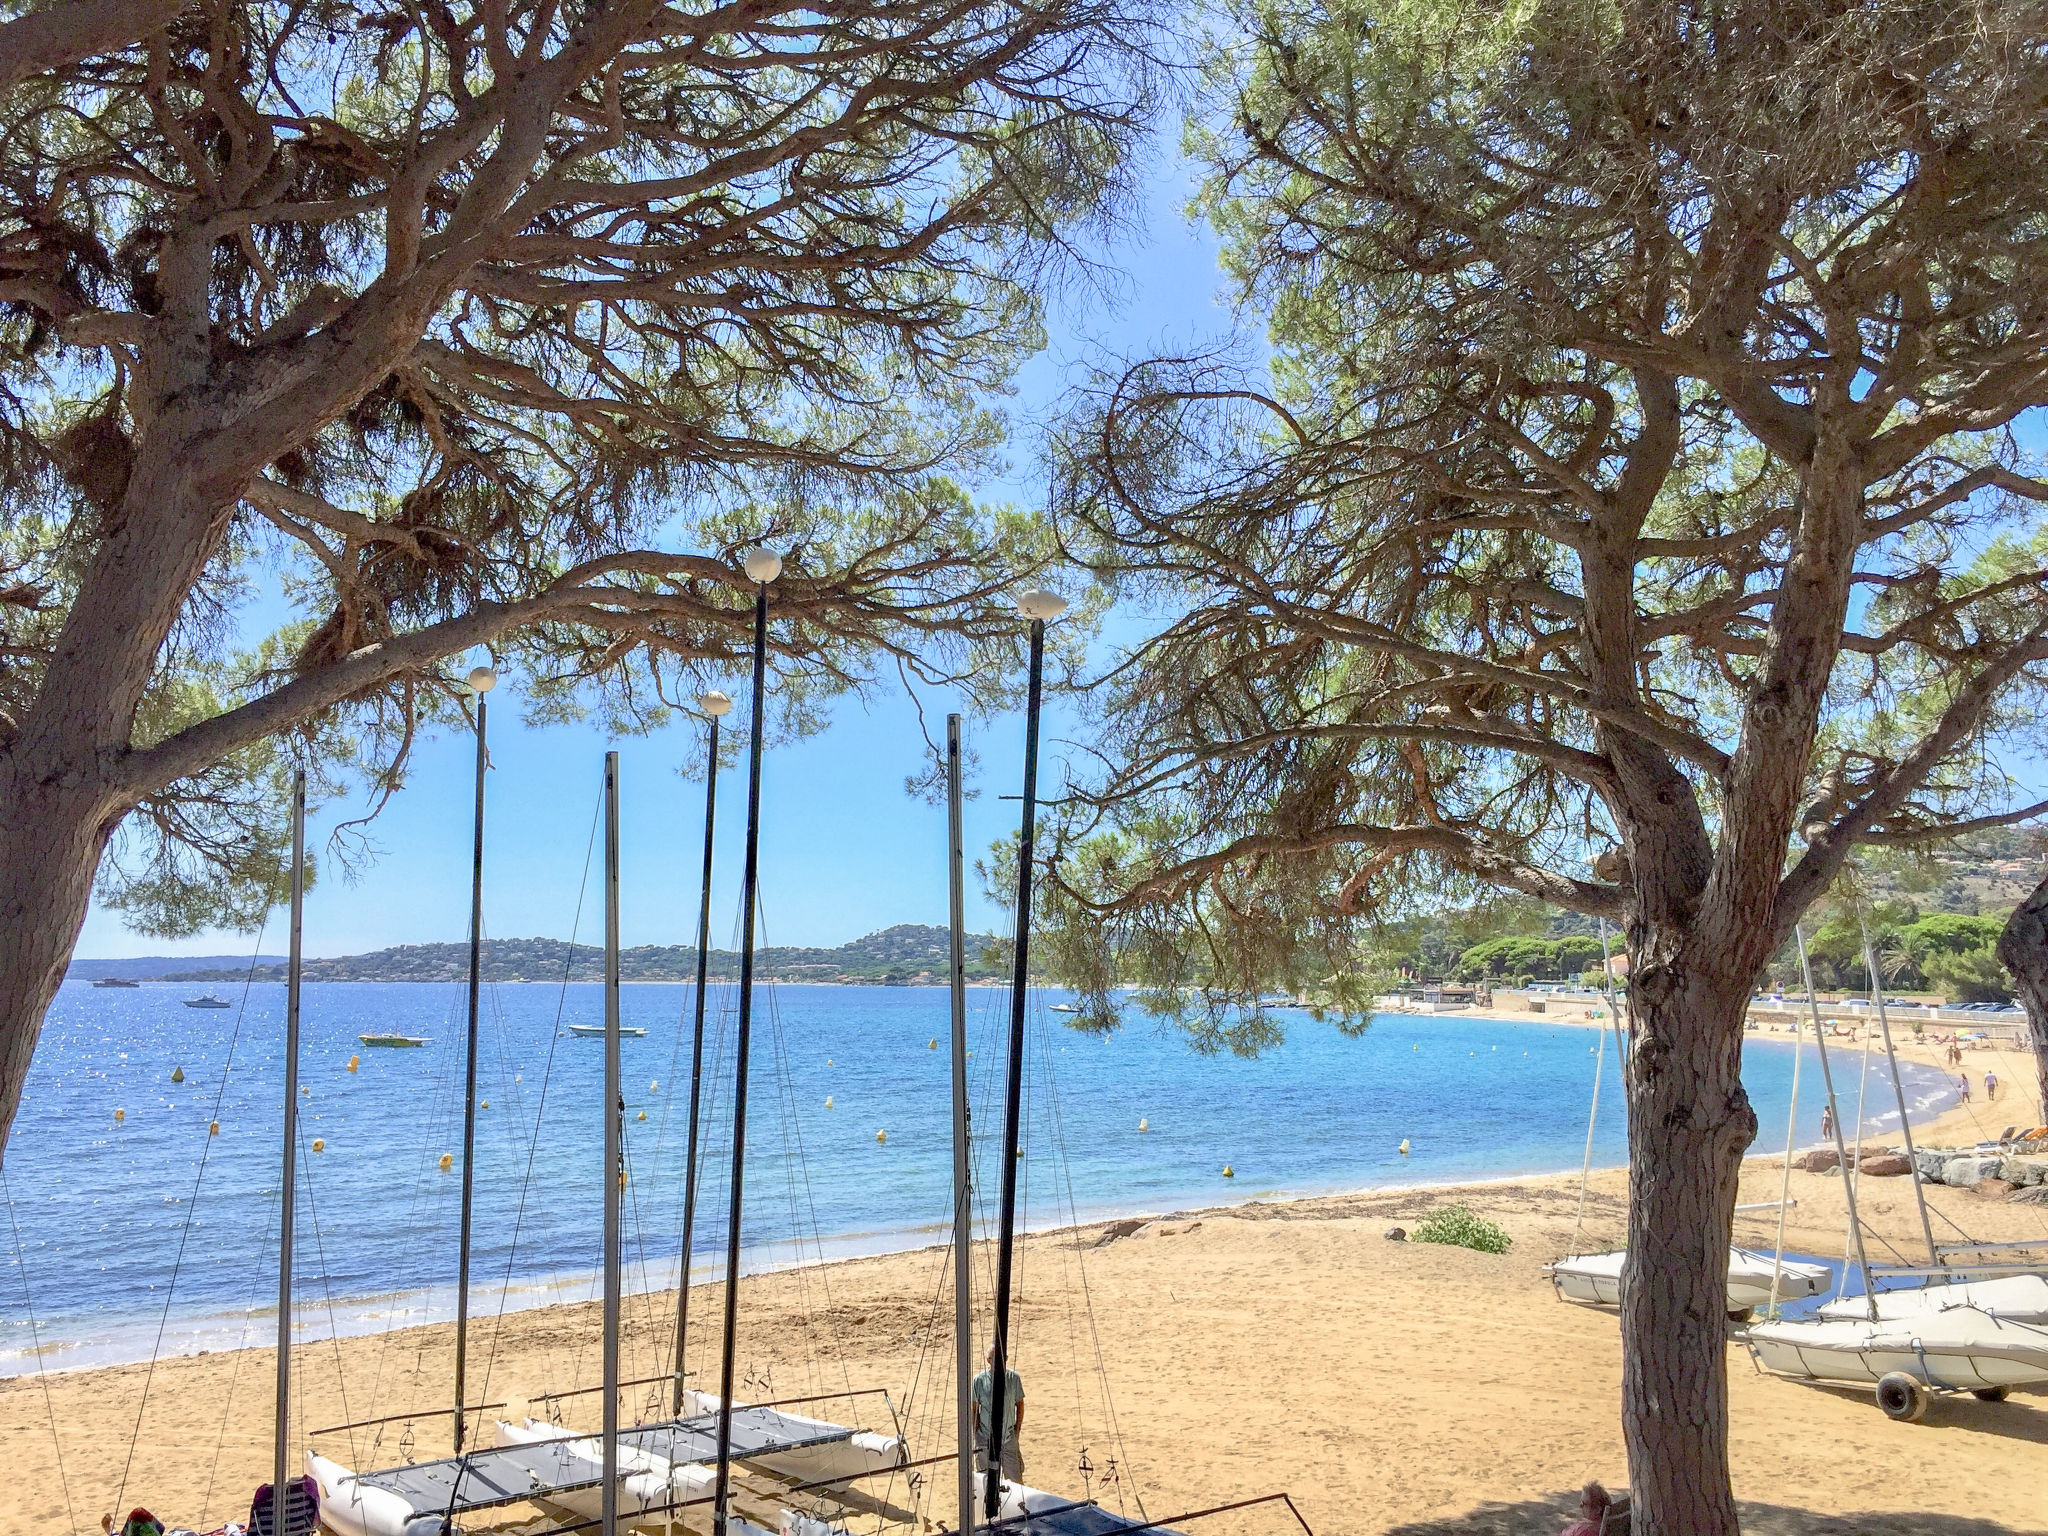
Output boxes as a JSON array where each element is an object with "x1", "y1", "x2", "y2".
[{"x1": 1, "y1": 980, "x2": 1956, "y2": 1376}]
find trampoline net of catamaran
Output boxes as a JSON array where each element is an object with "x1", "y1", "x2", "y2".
[{"x1": 348, "y1": 1405, "x2": 854, "y2": 1514}]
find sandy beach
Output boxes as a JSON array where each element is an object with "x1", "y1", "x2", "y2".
[{"x1": 5, "y1": 1037, "x2": 2042, "y2": 1536}]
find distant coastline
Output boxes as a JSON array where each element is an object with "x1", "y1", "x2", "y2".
[{"x1": 70, "y1": 922, "x2": 1009, "y2": 987}]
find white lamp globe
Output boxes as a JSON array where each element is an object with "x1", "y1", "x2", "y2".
[
  {"x1": 700, "y1": 689, "x2": 734, "y2": 718},
  {"x1": 1017, "y1": 589, "x2": 1068, "y2": 621},
  {"x1": 466, "y1": 665, "x2": 498, "y2": 694},
  {"x1": 741, "y1": 548, "x2": 783, "y2": 584}
]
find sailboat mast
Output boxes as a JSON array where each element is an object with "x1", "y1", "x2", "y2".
[
  {"x1": 602, "y1": 752, "x2": 623, "y2": 1536},
  {"x1": 986, "y1": 590, "x2": 1064, "y2": 1520},
  {"x1": 274, "y1": 769, "x2": 307, "y2": 1515},
  {"x1": 455, "y1": 667, "x2": 493, "y2": 1452},
  {"x1": 1862, "y1": 925, "x2": 1939, "y2": 1268},
  {"x1": 674, "y1": 692, "x2": 730, "y2": 1416},
  {"x1": 1798, "y1": 927, "x2": 1878, "y2": 1321},
  {"x1": 715, "y1": 550, "x2": 779, "y2": 1536},
  {"x1": 946, "y1": 712, "x2": 974, "y2": 1536}
]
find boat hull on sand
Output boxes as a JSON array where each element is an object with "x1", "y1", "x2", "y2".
[
  {"x1": 1816, "y1": 1273, "x2": 2048, "y2": 1326},
  {"x1": 679, "y1": 1390, "x2": 906, "y2": 1484},
  {"x1": 1547, "y1": 1247, "x2": 1831, "y2": 1313},
  {"x1": 1745, "y1": 1305, "x2": 2048, "y2": 1393}
]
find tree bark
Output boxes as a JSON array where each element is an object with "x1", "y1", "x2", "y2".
[
  {"x1": 1995, "y1": 873, "x2": 2048, "y2": 1126},
  {"x1": 1619, "y1": 941, "x2": 1757, "y2": 1536}
]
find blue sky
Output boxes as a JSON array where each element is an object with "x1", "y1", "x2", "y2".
[{"x1": 75, "y1": 144, "x2": 1238, "y2": 959}]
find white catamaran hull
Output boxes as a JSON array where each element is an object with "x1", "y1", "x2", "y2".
[
  {"x1": 1815, "y1": 1273, "x2": 2048, "y2": 1326},
  {"x1": 1746, "y1": 1306, "x2": 2048, "y2": 1393},
  {"x1": 307, "y1": 1452, "x2": 458, "y2": 1536},
  {"x1": 493, "y1": 1417, "x2": 712, "y2": 1520},
  {"x1": 1548, "y1": 1247, "x2": 1831, "y2": 1312},
  {"x1": 679, "y1": 1391, "x2": 906, "y2": 1484}
]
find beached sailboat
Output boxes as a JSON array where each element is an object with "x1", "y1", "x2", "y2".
[
  {"x1": 1745, "y1": 1306, "x2": 2048, "y2": 1419},
  {"x1": 1547, "y1": 1247, "x2": 1833, "y2": 1315},
  {"x1": 1814, "y1": 1273, "x2": 2048, "y2": 1325}
]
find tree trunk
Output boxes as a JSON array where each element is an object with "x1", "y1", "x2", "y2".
[
  {"x1": 0, "y1": 774, "x2": 125, "y2": 1158},
  {"x1": 1995, "y1": 873, "x2": 2048, "y2": 1126},
  {"x1": 1619, "y1": 943, "x2": 1757, "y2": 1536}
]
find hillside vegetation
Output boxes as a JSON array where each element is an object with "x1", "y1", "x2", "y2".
[{"x1": 161, "y1": 924, "x2": 1006, "y2": 985}]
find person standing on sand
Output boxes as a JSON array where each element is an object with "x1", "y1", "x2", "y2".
[
  {"x1": 1960, "y1": 1073, "x2": 1972, "y2": 1102},
  {"x1": 1986, "y1": 1070, "x2": 1999, "y2": 1100},
  {"x1": 972, "y1": 1343, "x2": 1026, "y2": 1483}
]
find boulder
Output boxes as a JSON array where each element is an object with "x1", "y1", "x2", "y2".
[
  {"x1": 1975, "y1": 1179, "x2": 2015, "y2": 1199},
  {"x1": 1945, "y1": 1156, "x2": 2006, "y2": 1188},
  {"x1": 1858, "y1": 1154, "x2": 1912, "y2": 1177},
  {"x1": 2011, "y1": 1185, "x2": 2048, "y2": 1205},
  {"x1": 1802, "y1": 1149, "x2": 1841, "y2": 1173},
  {"x1": 1384, "y1": 1226, "x2": 1408, "y2": 1242},
  {"x1": 2002, "y1": 1157, "x2": 2048, "y2": 1188},
  {"x1": 1135, "y1": 1218, "x2": 1201, "y2": 1238},
  {"x1": 1914, "y1": 1149, "x2": 1953, "y2": 1183}
]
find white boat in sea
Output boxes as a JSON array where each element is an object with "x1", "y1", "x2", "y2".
[
  {"x1": 183, "y1": 994, "x2": 233, "y2": 1009},
  {"x1": 1547, "y1": 1246, "x2": 1832, "y2": 1317},
  {"x1": 357, "y1": 1032, "x2": 430, "y2": 1048},
  {"x1": 1745, "y1": 1305, "x2": 2048, "y2": 1418},
  {"x1": 1815, "y1": 1273, "x2": 2048, "y2": 1326},
  {"x1": 567, "y1": 1021, "x2": 647, "y2": 1038}
]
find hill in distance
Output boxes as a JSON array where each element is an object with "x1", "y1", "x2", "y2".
[{"x1": 140, "y1": 924, "x2": 1007, "y2": 986}]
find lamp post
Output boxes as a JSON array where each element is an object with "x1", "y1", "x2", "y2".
[
  {"x1": 714, "y1": 548, "x2": 780, "y2": 1535},
  {"x1": 984, "y1": 588, "x2": 1066, "y2": 1519},
  {"x1": 454, "y1": 662, "x2": 493, "y2": 1454},
  {"x1": 673, "y1": 686, "x2": 733, "y2": 1415}
]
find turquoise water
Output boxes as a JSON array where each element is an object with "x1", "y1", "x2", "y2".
[{"x1": 2, "y1": 981, "x2": 1953, "y2": 1373}]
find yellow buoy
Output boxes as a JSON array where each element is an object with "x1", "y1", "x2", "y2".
[
  {"x1": 1398, "y1": 1138, "x2": 1411, "y2": 1155},
  {"x1": 637, "y1": 1110, "x2": 647, "y2": 1121},
  {"x1": 114, "y1": 1107, "x2": 125, "y2": 1122},
  {"x1": 876, "y1": 1129, "x2": 887, "y2": 1144},
  {"x1": 302, "y1": 1085, "x2": 312, "y2": 1096},
  {"x1": 480, "y1": 1100, "x2": 489, "y2": 1109},
  {"x1": 825, "y1": 1095, "x2": 834, "y2": 1108},
  {"x1": 1138, "y1": 1118, "x2": 1149, "y2": 1132},
  {"x1": 209, "y1": 1121, "x2": 220, "y2": 1136},
  {"x1": 1221, "y1": 1164, "x2": 1234, "y2": 1178},
  {"x1": 348, "y1": 1055, "x2": 360, "y2": 1072},
  {"x1": 312, "y1": 1138, "x2": 325, "y2": 1153},
  {"x1": 1413, "y1": 1044, "x2": 1419, "y2": 1051},
  {"x1": 171, "y1": 1065, "x2": 185, "y2": 1083},
  {"x1": 650, "y1": 1079, "x2": 659, "y2": 1092},
  {"x1": 930, "y1": 1039, "x2": 938, "y2": 1049},
  {"x1": 440, "y1": 1153, "x2": 454, "y2": 1172},
  {"x1": 827, "y1": 1058, "x2": 834, "y2": 1067}
]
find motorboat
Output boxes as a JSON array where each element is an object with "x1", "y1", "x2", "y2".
[
  {"x1": 183, "y1": 994, "x2": 233, "y2": 1009},
  {"x1": 1816, "y1": 1273, "x2": 2048, "y2": 1326},
  {"x1": 92, "y1": 976, "x2": 141, "y2": 988},
  {"x1": 1744, "y1": 1304, "x2": 2048, "y2": 1419},
  {"x1": 1547, "y1": 1246, "x2": 1832, "y2": 1317},
  {"x1": 567, "y1": 1022, "x2": 647, "y2": 1038},
  {"x1": 357, "y1": 1033, "x2": 430, "y2": 1048}
]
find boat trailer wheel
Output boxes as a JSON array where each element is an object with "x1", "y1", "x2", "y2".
[
  {"x1": 1875, "y1": 1372, "x2": 1929, "y2": 1422},
  {"x1": 1972, "y1": 1385, "x2": 2011, "y2": 1403},
  {"x1": 1726, "y1": 1306, "x2": 1754, "y2": 1324}
]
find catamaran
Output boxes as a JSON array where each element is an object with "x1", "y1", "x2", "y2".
[
  {"x1": 1548, "y1": 1246, "x2": 1832, "y2": 1317},
  {"x1": 1814, "y1": 1273, "x2": 2048, "y2": 1325}
]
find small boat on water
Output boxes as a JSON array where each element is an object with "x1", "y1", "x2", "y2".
[
  {"x1": 1744, "y1": 1304, "x2": 2048, "y2": 1419},
  {"x1": 1547, "y1": 1246, "x2": 1833, "y2": 1318},
  {"x1": 1816, "y1": 1273, "x2": 2048, "y2": 1326},
  {"x1": 357, "y1": 1033, "x2": 430, "y2": 1048},
  {"x1": 1049, "y1": 1003, "x2": 1082, "y2": 1014},
  {"x1": 183, "y1": 994, "x2": 232, "y2": 1009},
  {"x1": 92, "y1": 976, "x2": 141, "y2": 989},
  {"x1": 566, "y1": 1022, "x2": 647, "y2": 1038}
]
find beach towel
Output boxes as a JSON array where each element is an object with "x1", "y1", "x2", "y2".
[{"x1": 118, "y1": 1511, "x2": 165, "y2": 1536}]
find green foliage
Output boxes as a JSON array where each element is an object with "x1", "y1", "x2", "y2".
[
  {"x1": 1899, "y1": 914, "x2": 2007, "y2": 959},
  {"x1": 1453, "y1": 933, "x2": 1604, "y2": 981},
  {"x1": 1410, "y1": 1204, "x2": 1512, "y2": 1255},
  {"x1": 1924, "y1": 946, "x2": 2014, "y2": 1005}
]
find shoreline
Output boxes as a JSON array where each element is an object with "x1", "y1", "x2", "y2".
[{"x1": 6, "y1": 1124, "x2": 2046, "y2": 1535}]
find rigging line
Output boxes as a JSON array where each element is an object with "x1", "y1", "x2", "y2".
[
  {"x1": 473, "y1": 778, "x2": 604, "y2": 1417},
  {"x1": 110, "y1": 910, "x2": 271, "y2": 1520},
  {"x1": 294, "y1": 1115, "x2": 357, "y2": 1462},
  {"x1": 1035, "y1": 1002, "x2": 1147, "y2": 1520},
  {"x1": 0, "y1": 1161, "x2": 74, "y2": 1536},
  {"x1": 199, "y1": 1189, "x2": 278, "y2": 1526},
  {"x1": 1568, "y1": 1003, "x2": 1607, "y2": 1255}
]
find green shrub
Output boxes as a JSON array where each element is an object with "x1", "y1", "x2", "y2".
[{"x1": 1411, "y1": 1204, "x2": 1512, "y2": 1254}]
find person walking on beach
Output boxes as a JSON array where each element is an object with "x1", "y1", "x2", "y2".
[
  {"x1": 1986, "y1": 1070, "x2": 1999, "y2": 1101},
  {"x1": 1960, "y1": 1073, "x2": 1972, "y2": 1103},
  {"x1": 972, "y1": 1343, "x2": 1026, "y2": 1483}
]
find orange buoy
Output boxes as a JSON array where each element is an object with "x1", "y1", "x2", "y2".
[
  {"x1": 440, "y1": 1153, "x2": 454, "y2": 1172},
  {"x1": 876, "y1": 1129, "x2": 887, "y2": 1144},
  {"x1": 312, "y1": 1139, "x2": 326, "y2": 1153},
  {"x1": 114, "y1": 1108, "x2": 125, "y2": 1123},
  {"x1": 347, "y1": 1055, "x2": 360, "y2": 1072},
  {"x1": 209, "y1": 1121, "x2": 220, "y2": 1136}
]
